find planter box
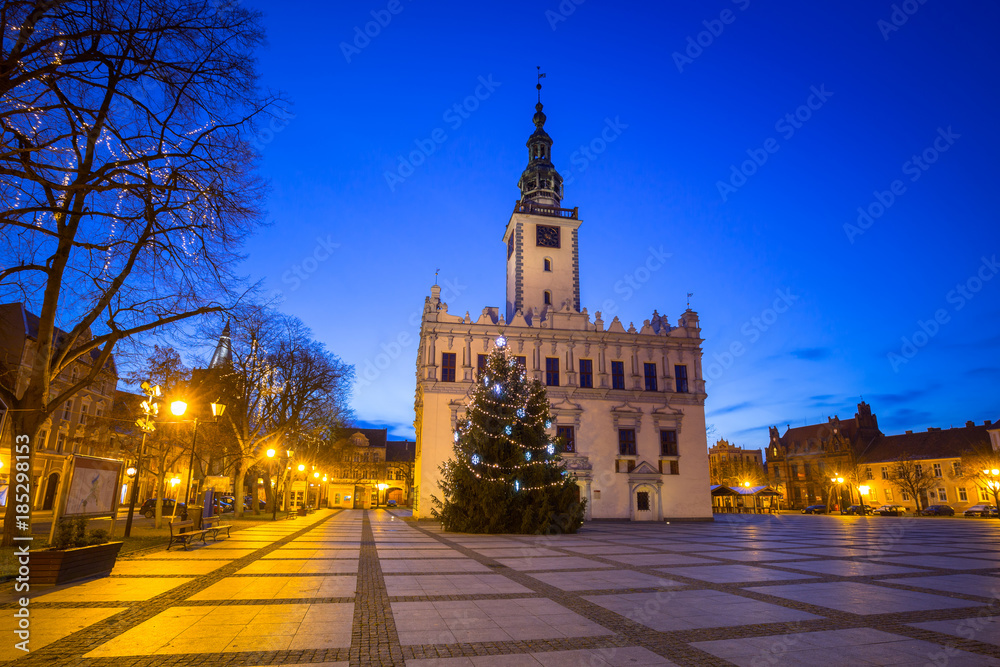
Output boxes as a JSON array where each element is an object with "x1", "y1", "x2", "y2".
[{"x1": 30, "y1": 542, "x2": 124, "y2": 585}]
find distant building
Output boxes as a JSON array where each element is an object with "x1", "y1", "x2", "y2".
[
  {"x1": 413, "y1": 87, "x2": 711, "y2": 522},
  {"x1": 0, "y1": 302, "x2": 119, "y2": 510},
  {"x1": 324, "y1": 428, "x2": 415, "y2": 509},
  {"x1": 764, "y1": 400, "x2": 999, "y2": 511},
  {"x1": 709, "y1": 439, "x2": 763, "y2": 468}
]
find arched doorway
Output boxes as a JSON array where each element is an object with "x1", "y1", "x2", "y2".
[
  {"x1": 386, "y1": 488, "x2": 403, "y2": 504},
  {"x1": 632, "y1": 484, "x2": 655, "y2": 521},
  {"x1": 42, "y1": 473, "x2": 59, "y2": 511}
]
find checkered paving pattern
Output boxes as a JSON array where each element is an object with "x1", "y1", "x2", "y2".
[{"x1": 1, "y1": 509, "x2": 999, "y2": 665}]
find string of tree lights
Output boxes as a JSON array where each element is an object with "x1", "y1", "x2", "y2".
[{"x1": 432, "y1": 336, "x2": 585, "y2": 534}]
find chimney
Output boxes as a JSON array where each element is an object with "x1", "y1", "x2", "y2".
[
  {"x1": 986, "y1": 420, "x2": 993, "y2": 427},
  {"x1": 966, "y1": 421, "x2": 975, "y2": 428},
  {"x1": 927, "y1": 427, "x2": 940, "y2": 432},
  {"x1": 905, "y1": 430, "x2": 913, "y2": 435}
]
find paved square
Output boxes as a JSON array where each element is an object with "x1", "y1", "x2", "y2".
[
  {"x1": 747, "y1": 581, "x2": 986, "y2": 615},
  {"x1": 584, "y1": 590, "x2": 821, "y2": 631},
  {"x1": 12, "y1": 509, "x2": 1000, "y2": 666}
]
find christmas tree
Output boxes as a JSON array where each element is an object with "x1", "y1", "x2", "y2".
[{"x1": 431, "y1": 336, "x2": 586, "y2": 534}]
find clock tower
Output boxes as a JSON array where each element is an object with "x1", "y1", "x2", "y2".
[{"x1": 504, "y1": 83, "x2": 581, "y2": 323}]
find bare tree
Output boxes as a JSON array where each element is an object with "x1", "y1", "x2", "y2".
[
  {"x1": 222, "y1": 309, "x2": 353, "y2": 518},
  {"x1": 960, "y1": 445, "x2": 1000, "y2": 517},
  {"x1": 888, "y1": 457, "x2": 936, "y2": 511},
  {"x1": 0, "y1": 0, "x2": 279, "y2": 544}
]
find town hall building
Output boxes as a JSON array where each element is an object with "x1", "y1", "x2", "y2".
[{"x1": 413, "y1": 87, "x2": 712, "y2": 522}]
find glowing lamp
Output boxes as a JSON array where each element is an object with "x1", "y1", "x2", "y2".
[
  {"x1": 298, "y1": 464, "x2": 305, "y2": 472},
  {"x1": 266, "y1": 448, "x2": 276, "y2": 458},
  {"x1": 170, "y1": 400, "x2": 188, "y2": 416},
  {"x1": 859, "y1": 485, "x2": 870, "y2": 496},
  {"x1": 126, "y1": 466, "x2": 137, "y2": 477}
]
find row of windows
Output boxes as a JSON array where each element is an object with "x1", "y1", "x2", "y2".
[
  {"x1": 617, "y1": 428, "x2": 678, "y2": 457},
  {"x1": 446, "y1": 353, "x2": 690, "y2": 392}
]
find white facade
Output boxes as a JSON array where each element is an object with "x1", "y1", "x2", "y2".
[{"x1": 412, "y1": 93, "x2": 712, "y2": 522}]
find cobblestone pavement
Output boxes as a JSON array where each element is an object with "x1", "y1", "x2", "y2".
[{"x1": 2, "y1": 509, "x2": 999, "y2": 665}]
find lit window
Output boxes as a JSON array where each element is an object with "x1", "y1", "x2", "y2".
[
  {"x1": 938, "y1": 487, "x2": 947, "y2": 502},
  {"x1": 865, "y1": 467, "x2": 873, "y2": 480},
  {"x1": 958, "y1": 487, "x2": 967, "y2": 502},
  {"x1": 885, "y1": 488, "x2": 893, "y2": 502},
  {"x1": 881, "y1": 466, "x2": 889, "y2": 480}
]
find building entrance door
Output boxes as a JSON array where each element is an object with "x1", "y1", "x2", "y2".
[{"x1": 633, "y1": 487, "x2": 654, "y2": 521}]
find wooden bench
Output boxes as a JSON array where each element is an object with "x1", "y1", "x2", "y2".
[
  {"x1": 202, "y1": 516, "x2": 232, "y2": 541},
  {"x1": 167, "y1": 520, "x2": 210, "y2": 551}
]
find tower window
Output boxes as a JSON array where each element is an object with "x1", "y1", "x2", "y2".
[
  {"x1": 611, "y1": 361, "x2": 625, "y2": 390},
  {"x1": 543, "y1": 291, "x2": 552, "y2": 306},
  {"x1": 441, "y1": 353, "x2": 456, "y2": 382},
  {"x1": 578, "y1": 359, "x2": 593, "y2": 388},
  {"x1": 543, "y1": 258, "x2": 552, "y2": 272},
  {"x1": 545, "y1": 357, "x2": 560, "y2": 386}
]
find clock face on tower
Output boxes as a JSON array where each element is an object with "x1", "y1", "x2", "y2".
[{"x1": 536, "y1": 224, "x2": 560, "y2": 248}]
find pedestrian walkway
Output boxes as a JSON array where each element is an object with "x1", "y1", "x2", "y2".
[{"x1": 2, "y1": 509, "x2": 999, "y2": 665}]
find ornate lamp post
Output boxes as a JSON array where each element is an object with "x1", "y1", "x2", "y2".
[
  {"x1": 983, "y1": 468, "x2": 1000, "y2": 518},
  {"x1": 169, "y1": 398, "x2": 225, "y2": 510},
  {"x1": 858, "y1": 485, "x2": 870, "y2": 516},
  {"x1": 124, "y1": 382, "x2": 160, "y2": 537}
]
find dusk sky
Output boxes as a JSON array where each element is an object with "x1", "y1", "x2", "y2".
[{"x1": 237, "y1": 0, "x2": 999, "y2": 446}]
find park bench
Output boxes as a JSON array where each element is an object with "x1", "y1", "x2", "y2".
[
  {"x1": 203, "y1": 516, "x2": 232, "y2": 541},
  {"x1": 167, "y1": 519, "x2": 210, "y2": 551}
]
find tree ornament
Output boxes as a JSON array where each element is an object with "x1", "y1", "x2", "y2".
[
  {"x1": 517, "y1": 407, "x2": 526, "y2": 418},
  {"x1": 496, "y1": 335, "x2": 507, "y2": 347},
  {"x1": 525, "y1": 451, "x2": 532, "y2": 461},
  {"x1": 471, "y1": 454, "x2": 480, "y2": 465},
  {"x1": 505, "y1": 425, "x2": 512, "y2": 435},
  {"x1": 547, "y1": 444, "x2": 555, "y2": 455},
  {"x1": 545, "y1": 420, "x2": 552, "y2": 429}
]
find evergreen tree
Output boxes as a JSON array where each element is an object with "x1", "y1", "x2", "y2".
[{"x1": 432, "y1": 336, "x2": 585, "y2": 533}]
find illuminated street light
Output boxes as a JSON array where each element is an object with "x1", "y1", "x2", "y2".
[
  {"x1": 170, "y1": 400, "x2": 188, "y2": 416},
  {"x1": 266, "y1": 448, "x2": 276, "y2": 458},
  {"x1": 126, "y1": 466, "x2": 137, "y2": 477},
  {"x1": 298, "y1": 464, "x2": 305, "y2": 472}
]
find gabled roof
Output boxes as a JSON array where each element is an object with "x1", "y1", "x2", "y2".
[
  {"x1": 386, "y1": 440, "x2": 415, "y2": 462},
  {"x1": 345, "y1": 428, "x2": 388, "y2": 449},
  {"x1": 862, "y1": 421, "x2": 997, "y2": 463}
]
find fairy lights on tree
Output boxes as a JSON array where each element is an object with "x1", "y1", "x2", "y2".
[{"x1": 432, "y1": 336, "x2": 585, "y2": 533}]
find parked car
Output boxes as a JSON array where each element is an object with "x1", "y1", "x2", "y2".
[
  {"x1": 801, "y1": 504, "x2": 826, "y2": 514},
  {"x1": 386, "y1": 499, "x2": 398, "y2": 508},
  {"x1": 214, "y1": 496, "x2": 234, "y2": 513},
  {"x1": 875, "y1": 504, "x2": 908, "y2": 516},
  {"x1": 919, "y1": 504, "x2": 955, "y2": 516},
  {"x1": 140, "y1": 498, "x2": 188, "y2": 520},
  {"x1": 843, "y1": 505, "x2": 869, "y2": 515},
  {"x1": 963, "y1": 504, "x2": 998, "y2": 517}
]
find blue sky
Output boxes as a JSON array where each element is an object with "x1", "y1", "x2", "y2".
[{"x1": 237, "y1": 0, "x2": 999, "y2": 446}]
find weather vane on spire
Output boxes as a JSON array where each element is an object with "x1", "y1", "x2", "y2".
[
  {"x1": 537, "y1": 66, "x2": 546, "y2": 103},
  {"x1": 435, "y1": 268, "x2": 440, "y2": 286},
  {"x1": 687, "y1": 292, "x2": 694, "y2": 308}
]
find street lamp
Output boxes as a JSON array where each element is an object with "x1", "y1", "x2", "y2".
[
  {"x1": 830, "y1": 476, "x2": 845, "y2": 513},
  {"x1": 171, "y1": 398, "x2": 226, "y2": 513},
  {"x1": 377, "y1": 482, "x2": 388, "y2": 507},
  {"x1": 984, "y1": 469, "x2": 1000, "y2": 519},
  {"x1": 858, "y1": 485, "x2": 870, "y2": 516}
]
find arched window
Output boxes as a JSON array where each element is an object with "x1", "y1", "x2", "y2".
[
  {"x1": 543, "y1": 291, "x2": 552, "y2": 306},
  {"x1": 543, "y1": 258, "x2": 552, "y2": 272}
]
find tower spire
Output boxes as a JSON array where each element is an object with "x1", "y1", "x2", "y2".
[
  {"x1": 209, "y1": 320, "x2": 232, "y2": 369},
  {"x1": 517, "y1": 68, "x2": 563, "y2": 208}
]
